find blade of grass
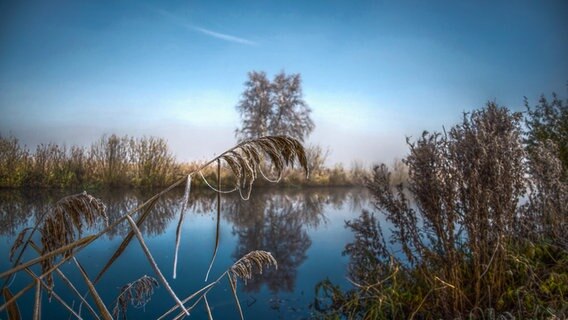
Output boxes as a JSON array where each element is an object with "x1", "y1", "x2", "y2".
[
  {"x1": 56, "y1": 268, "x2": 100, "y2": 320},
  {"x1": 49, "y1": 290, "x2": 83, "y2": 320},
  {"x1": 2, "y1": 287, "x2": 22, "y2": 320},
  {"x1": 156, "y1": 280, "x2": 218, "y2": 320},
  {"x1": 125, "y1": 215, "x2": 190, "y2": 316},
  {"x1": 23, "y1": 268, "x2": 83, "y2": 320},
  {"x1": 73, "y1": 258, "x2": 113, "y2": 320},
  {"x1": 0, "y1": 235, "x2": 96, "y2": 280},
  {"x1": 227, "y1": 273, "x2": 244, "y2": 320},
  {"x1": 0, "y1": 283, "x2": 33, "y2": 314},
  {"x1": 93, "y1": 196, "x2": 160, "y2": 284},
  {"x1": 204, "y1": 294, "x2": 214, "y2": 320},
  {"x1": 205, "y1": 160, "x2": 222, "y2": 282},
  {"x1": 1, "y1": 210, "x2": 49, "y2": 291},
  {"x1": 33, "y1": 279, "x2": 41, "y2": 320},
  {"x1": 28, "y1": 241, "x2": 100, "y2": 320},
  {"x1": 172, "y1": 293, "x2": 209, "y2": 320},
  {"x1": 173, "y1": 174, "x2": 192, "y2": 279}
]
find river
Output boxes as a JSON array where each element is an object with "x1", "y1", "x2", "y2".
[{"x1": 0, "y1": 187, "x2": 372, "y2": 319}]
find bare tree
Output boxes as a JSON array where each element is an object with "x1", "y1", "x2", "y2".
[
  {"x1": 235, "y1": 71, "x2": 272, "y2": 141},
  {"x1": 235, "y1": 71, "x2": 314, "y2": 142}
]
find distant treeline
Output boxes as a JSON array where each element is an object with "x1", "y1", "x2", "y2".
[{"x1": 0, "y1": 134, "x2": 374, "y2": 189}]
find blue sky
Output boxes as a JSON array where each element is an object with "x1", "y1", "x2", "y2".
[{"x1": 1, "y1": 0, "x2": 567, "y2": 165}]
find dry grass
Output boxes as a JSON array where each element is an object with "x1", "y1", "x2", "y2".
[
  {"x1": 112, "y1": 275, "x2": 159, "y2": 319},
  {"x1": 230, "y1": 250, "x2": 278, "y2": 284},
  {"x1": 314, "y1": 102, "x2": 568, "y2": 319}
]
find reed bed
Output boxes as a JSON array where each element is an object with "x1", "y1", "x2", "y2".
[{"x1": 0, "y1": 134, "x2": 369, "y2": 190}]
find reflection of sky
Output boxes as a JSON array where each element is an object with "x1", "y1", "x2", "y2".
[{"x1": 1, "y1": 0, "x2": 567, "y2": 165}]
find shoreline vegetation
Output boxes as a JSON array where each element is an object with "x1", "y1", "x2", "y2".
[
  {"x1": 0, "y1": 134, "x2": 382, "y2": 190},
  {"x1": 313, "y1": 98, "x2": 568, "y2": 319}
]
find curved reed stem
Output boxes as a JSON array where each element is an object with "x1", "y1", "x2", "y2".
[
  {"x1": 173, "y1": 174, "x2": 192, "y2": 279},
  {"x1": 205, "y1": 160, "x2": 222, "y2": 282},
  {"x1": 125, "y1": 215, "x2": 189, "y2": 316}
]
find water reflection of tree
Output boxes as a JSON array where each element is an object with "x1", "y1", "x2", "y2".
[
  {"x1": 224, "y1": 188, "x2": 358, "y2": 294},
  {"x1": 100, "y1": 188, "x2": 218, "y2": 237},
  {"x1": 0, "y1": 190, "x2": 64, "y2": 236},
  {"x1": 0, "y1": 189, "x2": 179, "y2": 237},
  {"x1": 231, "y1": 196, "x2": 311, "y2": 293},
  {"x1": 0, "y1": 190, "x2": 34, "y2": 236}
]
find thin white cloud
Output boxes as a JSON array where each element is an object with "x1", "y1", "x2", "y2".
[
  {"x1": 155, "y1": 8, "x2": 258, "y2": 46},
  {"x1": 191, "y1": 26, "x2": 257, "y2": 46}
]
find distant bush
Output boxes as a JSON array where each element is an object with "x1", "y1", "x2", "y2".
[
  {"x1": 0, "y1": 135, "x2": 31, "y2": 187},
  {"x1": 0, "y1": 134, "x2": 180, "y2": 189}
]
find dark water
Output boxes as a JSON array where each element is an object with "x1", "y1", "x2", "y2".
[{"x1": 0, "y1": 187, "x2": 371, "y2": 319}]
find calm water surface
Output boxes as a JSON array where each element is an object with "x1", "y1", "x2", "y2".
[{"x1": 0, "y1": 187, "x2": 371, "y2": 319}]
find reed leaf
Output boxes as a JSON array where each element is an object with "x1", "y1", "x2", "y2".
[
  {"x1": 204, "y1": 294, "x2": 213, "y2": 320},
  {"x1": 22, "y1": 268, "x2": 83, "y2": 320},
  {"x1": 227, "y1": 273, "x2": 244, "y2": 320},
  {"x1": 172, "y1": 293, "x2": 208, "y2": 320},
  {"x1": 33, "y1": 279, "x2": 41, "y2": 320},
  {"x1": 173, "y1": 174, "x2": 192, "y2": 279},
  {"x1": 0, "y1": 235, "x2": 96, "y2": 280},
  {"x1": 2, "y1": 287, "x2": 21, "y2": 320},
  {"x1": 73, "y1": 258, "x2": 113, "y2": 320},
  {"x1": 94, "y1": 196, "x2": 160, "y2": 284},
  {"x1": 112, "y1": 275, "x2": 159, "y2": 320},
  {"x1": 125, "y1": 215, "x2": 189, "y2": 316},
  {"x1": 205, "y1": 160, "x2": 221, "y2": 282},
  {"x1": 28, "y1": 241, "x2": 100, "y2": 320},
  {"x1": 157, "y1": 282, "x2": 216, "y2": 320},
  {"x1": 56, "y1": 269, "x2": 99, "y2": 320}
]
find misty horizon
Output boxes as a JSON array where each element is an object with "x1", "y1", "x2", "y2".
[{"x1": 1, "y1": 0, "x2": 567, "y2": 166}]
